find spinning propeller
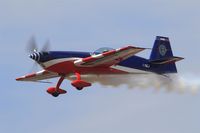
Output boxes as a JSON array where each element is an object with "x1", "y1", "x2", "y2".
[
  {"x1": 26, "y1": 36, "x2": 51, "y2": 72},
  {"x1": 26, "y1": 36, "x2": 50, "y2": 55}
]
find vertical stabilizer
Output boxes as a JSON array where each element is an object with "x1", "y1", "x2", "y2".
[
  {"x1": 150, "y1": 36, "x2": 173, "y2": 61},
  {"x1": 149, "y1": 36, "x2": 183, "y2": 74}
]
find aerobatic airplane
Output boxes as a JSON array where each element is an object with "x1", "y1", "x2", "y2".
[{"x1": 16, "y1": 36, "x2": 183, "y2": 97}]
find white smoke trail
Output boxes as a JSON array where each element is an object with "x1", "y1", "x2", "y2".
[{"x1": 67, "y1": 74, "x2": 200, "y2": 94}]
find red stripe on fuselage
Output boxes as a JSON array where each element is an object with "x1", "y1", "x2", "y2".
[{"x1": 45, "y1": 60, "x2": 127, "y2": 75}]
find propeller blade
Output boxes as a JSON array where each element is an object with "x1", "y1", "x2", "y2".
[
  {"x1": 41, "y1": 39, "x2": 51, "y2": 52},
  {"x1": 26, "y1": 36, "x2": 38, "y2": 53}
]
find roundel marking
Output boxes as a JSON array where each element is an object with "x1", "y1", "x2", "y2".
[{"x1": 159, "y1": 44, "x2": 167, "y2": 56}]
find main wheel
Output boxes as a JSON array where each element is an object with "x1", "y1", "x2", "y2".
[
  {"x1": 52, "y1": 92, "x2": 60, "y2": 97},
  {"x1": 76, "y1": 87, "x2": 83, "y2": 90}
]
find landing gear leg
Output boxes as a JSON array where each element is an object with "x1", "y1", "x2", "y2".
[
  {"x1": 75, "y1": 72, "x2": 81, "y2": 81},
  {"x1": 56, "y1": 76, "x2": 65, "y2": 91}
]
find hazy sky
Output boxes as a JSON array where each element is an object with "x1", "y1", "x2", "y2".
[{"x1": 0, "y1": 0, "x2": 200, "y2": 133}]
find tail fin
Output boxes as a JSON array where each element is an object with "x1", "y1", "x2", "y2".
[{"x1": 149, "y1": 36, "x2": 183, "y2": 74}]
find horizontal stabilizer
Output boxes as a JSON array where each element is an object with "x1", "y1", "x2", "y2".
[{"x1": 149, "y1": 56, "x2": 184, "y2": 65}]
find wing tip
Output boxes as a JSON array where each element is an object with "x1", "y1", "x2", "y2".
[
  {"x1": 16, "y1": 73, "x2": 36, "y2": 81},
  {"x1": 16, "y1": 77, "x2": 24, "y2": 81}
]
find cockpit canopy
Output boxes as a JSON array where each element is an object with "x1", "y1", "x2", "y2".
[{"x1": 91, "y1": 47, "x2": 114, "y2": 55}]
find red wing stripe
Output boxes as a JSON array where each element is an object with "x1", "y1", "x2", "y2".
[
  {"x1": 119, "y1": 46, "x2": 145, "y2": 51},
  {"x1": 25, "y1": 73, "x2": 37, "y2": 78},
  {"x1": 119, "y1": 46, "x2": 133, "y2": 51},
  {"x1": 83, "y1": 50, "x2": 117, "y2": 63},
  {"x1": 82, "y1": 57, "x2": 97, "y2": 62},
  {"x1": 102, "y1": 50, "x2": 116, "y2": 56},
  {"x1": 16, "y1": 73, "x2": 36, "y2": 81},
  {"x1": 16, "y1": 77, "x2": 24, "y2": 81},
  {"x1": 42, "y1": 70, "x2": 49, "y2": 74}
]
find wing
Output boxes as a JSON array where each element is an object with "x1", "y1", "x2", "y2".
[
  {"x1": 16, "y1": 70, "x2": 59, "y2": 82},
  {"x1": 74, "y1": 46, "x2": 145, "y2": 67}
]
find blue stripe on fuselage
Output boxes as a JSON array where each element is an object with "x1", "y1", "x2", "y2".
[
  {"x1": 118, "y1": 56, "x2": 150, "y2": 72},
  {"x1": 119, "y1": 56, "x2": 177, "y2": 74},
  {"x1": 39, "y1": 51, "x2": 91, "y2": 62}
]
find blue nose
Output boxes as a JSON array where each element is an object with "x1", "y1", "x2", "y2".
[{"x1": 29, "y1": 52, "x2": 41, "y2": 62}]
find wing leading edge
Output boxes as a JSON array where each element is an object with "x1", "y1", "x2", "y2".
[{"x1": 16, "y1": 70, "x2": 59, "y2": 82}]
